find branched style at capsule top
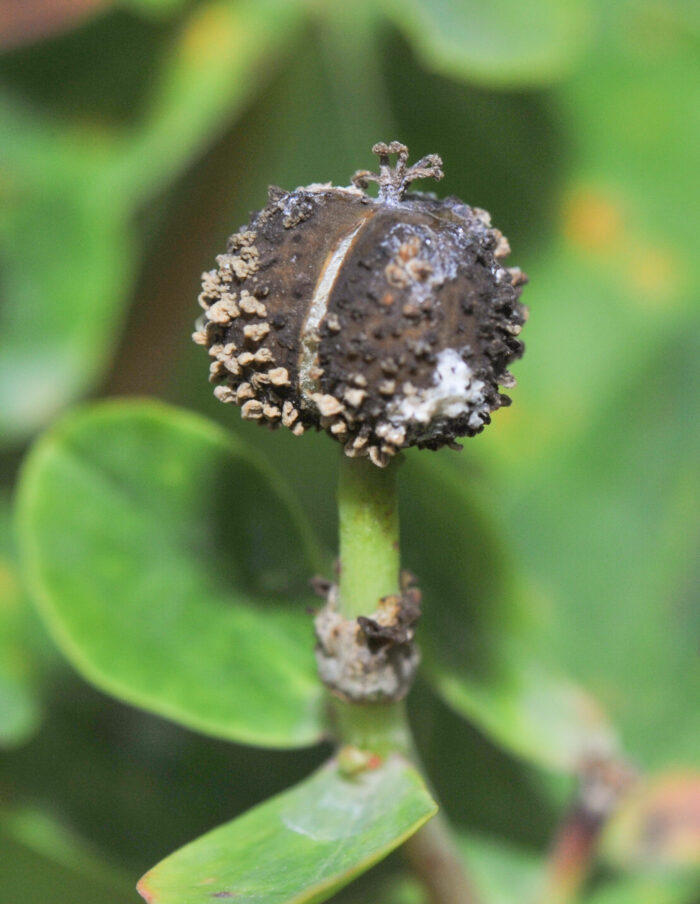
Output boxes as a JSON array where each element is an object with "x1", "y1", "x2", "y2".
[{"x1": 194, "y1": 142, "x2": 528, "y2": 467}]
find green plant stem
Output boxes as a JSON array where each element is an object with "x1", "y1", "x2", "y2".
[
  {"x1": 333, "y1": 699, "x2": 481, "y2": 904},
  {"x1": 404, "y1": 815, "x2": 481, "y2": 904},
  {"x1": 333, "y1": 452, "x2": 480, "y2": 904},
  {"x1": 337, "y1": 453, "x2": 400, "y2": 618},
  {"x1": 332, "y1": 699, "x2": 412, "y2": 759}
]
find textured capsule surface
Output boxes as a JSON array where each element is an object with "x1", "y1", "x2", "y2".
[{"x1": 195, "y1": 142, "x2": 527, "y2": 466}]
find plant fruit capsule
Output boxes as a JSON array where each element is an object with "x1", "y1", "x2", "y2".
[{"x1": 194, "y1": 142, "x2": 527, "y2": 467}]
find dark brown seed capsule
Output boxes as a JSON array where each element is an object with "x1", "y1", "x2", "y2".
[{"x1": 194, "y1": 141, "x2": 528, "y2": 466}]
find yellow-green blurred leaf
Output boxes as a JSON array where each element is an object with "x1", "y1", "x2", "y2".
[
  {"x1": 0, "y1": 1, "x2": 303, "y2": 445},
  {"x1": 104, "y1": 0, "x2": 305, "y2": 206},
  {"x1": 0, "y1": 496, "x2": 43, "y2": 747},
  {"x1": 402, "y1": 456, "x2": 618, "y2": 772},
  {"x1": 0, "y1": 807, "x2": 134, "y2": 903},
  {"x1": 584, "y1": 875, "x2": 699, "y2": 904},
  {"x1": 381, "y1": 0, "x2": 590, "y2": 87},
  {"x1": 603, "y1": 772, "x2": 700, "y2": 873},
  {"x1": 454, "y1": 0, "x2": 700, "y2": 771}
]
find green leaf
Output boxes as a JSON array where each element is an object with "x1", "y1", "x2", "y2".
[
  {"x1": 103, "y1": 0, "x2": 305, "y2": 207},
  {"x1": 0, "y1": 1, "x2": 303, "y2": 446},
  {"x1": 583, "y1": 875, "x2": 699, "y2": 904},
  {"x1": 419, "y1": 4, "x2": 700, "y2": 772},
  {"x1": 0, "y1": 826, "x2": 134, "y2": 904},
  {"x1": 0, "y1": 94, "x2": 134, "y2": 445},
  {"x1": 381, "y1": 0, "x2": 590, "y2": 87},
  {"x1": 0, "y1": 806, "x2": 134, "y2": 900},
  {"x1": 430, "y1": 651, "x2": 616, "y2": 775},
  {"x1": 482, "y1": 5, "x2": 700, "y2": 771},
  {"x1": 485, "y1": 329, "x2": 700, "y2": 770},
  {"x1": 118, "y1": 0, "x2": 189, "y2": 17},
  {"x1": 0, "y1": 496, "x2": 43, "y2": 747},
  {"x1": 137, "y1": 754, "x2": 437, "y2": 904},
  {"x1": 402, "y1": 455, "x2": 616, "y2": 772},
  {"x1": 16, "y1": 400, "x2": 326, "y2": 748},
  {"x1": 0, "y1": 603, "x2": 41, "y2": 747}
]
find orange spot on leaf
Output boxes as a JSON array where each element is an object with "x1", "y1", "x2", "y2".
[
  {"x1": 608, "y1": 771, "x2": 700, "y2": 868},
  {"x1": 181, "y1": 4, "x2": 240, "y2": 63},
  {"x1": 625, "y1": 245, "x2": 681, "y2": 305},
  {"x1": 564, "y1": 189, "x2": 624, "y2": 254}
]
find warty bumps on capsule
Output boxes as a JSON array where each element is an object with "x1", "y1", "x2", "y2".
[{"x1": 194, "y1": 142, "x2": 527, "y2": 467}]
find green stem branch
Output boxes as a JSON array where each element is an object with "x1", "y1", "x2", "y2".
[
  {"x1": 332, "y1": 451, "x2": 480, "y2": 904},
  {"x1": 337, "y1": 453, "x2": 400, "y2": 618},
  {"x1": 332, "y1": 698, "x2": 412, "y2": 759}
]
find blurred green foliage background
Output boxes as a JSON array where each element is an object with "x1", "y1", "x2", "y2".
[{"x1": 0, "y1": 0, "x2": 698, "y2": 901}]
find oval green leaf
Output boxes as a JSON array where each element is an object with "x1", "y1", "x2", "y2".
[
  {"x1": 137, "y1": 753, "x2": 436, "y2": 904},
  {"x1": 16, "y1": 400, "x2": 325, "y2": 748},
  {"x1": 381, "y1": 0, "x2": 589, "y2": 87},
  {"x1": 401, "y1": 455, "x2": 616, "y2": 772}
]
